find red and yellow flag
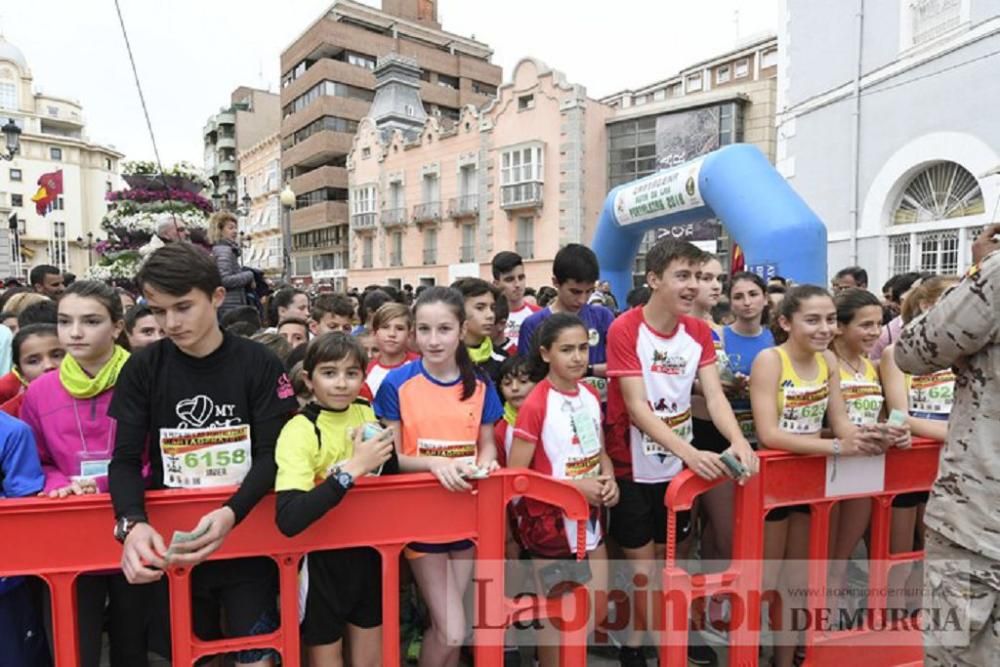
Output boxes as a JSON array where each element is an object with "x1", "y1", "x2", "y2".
[
  {"x1": 31, "y1": 170, "x2": 63, "y2": 216},
  {"x1": 730, "y1": 243, "x2": 745, "y2": 275}
]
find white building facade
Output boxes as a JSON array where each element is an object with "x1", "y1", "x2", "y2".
[
  {"x1": 778, "y1": 0, "x2": 1000, "y2": 288},
  {"x1": 0, "y1": 36, "x2": 123, "y2": 279}
]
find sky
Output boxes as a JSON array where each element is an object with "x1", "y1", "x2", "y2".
[{"x1": 1, "y1": 0, "x2": 778, "y2": 166}]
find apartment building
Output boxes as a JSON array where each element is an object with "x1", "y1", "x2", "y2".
[
  {"x1": 203, "y1": 87, "x2": 280, "y2": 210},
  {"x1": 280, "y1": 0, "x2": 501, "y2": 284},
  {"x1": 237, "y1": 133, "x2": 283, "y2": 277},
  {"x1": 347, "y1": 56, "x2": 609, "y2": 288}
]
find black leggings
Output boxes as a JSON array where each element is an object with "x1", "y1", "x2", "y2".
[{"x1": 77, "y1": 573, "x2": 156, "y2": 667}]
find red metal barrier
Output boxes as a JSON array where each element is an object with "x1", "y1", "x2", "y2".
[
  {"x1": 661, "y1": 439, "x2": 942, "y2": 667},
  {"x1": 0, "y1": 470, "x2": 589, "y2": 667}
]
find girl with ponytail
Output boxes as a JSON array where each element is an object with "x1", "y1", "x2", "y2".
[{"x1": 372, "y1": 285, "x2": 501, "y2": 667}]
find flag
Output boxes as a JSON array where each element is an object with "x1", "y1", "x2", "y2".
[
  {"x1": 730, "y1": 243, "x2": 745, "y2": 275},
  {"x1": 31, "y1": 170, "x2": 63, "y2": 216}
]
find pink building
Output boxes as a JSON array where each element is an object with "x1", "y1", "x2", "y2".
[{"x1": 347, "y1": 57, "x2": 609, "y2": 289}]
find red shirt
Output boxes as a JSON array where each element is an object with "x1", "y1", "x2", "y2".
[{"x1": 0, "y1": 372, "x2": 23, "y2": 405}]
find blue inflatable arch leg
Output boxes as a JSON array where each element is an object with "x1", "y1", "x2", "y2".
[{"x1": 592, "y1": 144, "x2": 828, "y2": 307}]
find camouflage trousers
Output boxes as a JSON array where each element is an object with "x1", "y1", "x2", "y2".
[{"x1": 923, "y1": 528, "x2": 1000, "y2": 667}]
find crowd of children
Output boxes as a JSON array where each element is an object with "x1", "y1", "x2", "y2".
[{"x1": 0, "y1": 239, "x2": 960, "y2": 667}]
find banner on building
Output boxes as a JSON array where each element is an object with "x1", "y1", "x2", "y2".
[{"x1": 655, "y1": 106, "x2": 721, "y2": 169}]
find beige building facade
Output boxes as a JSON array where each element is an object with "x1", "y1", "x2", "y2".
[
  {"x1": 237, "y1": 133, "x2": 283, "y2": 277},
  {"x1": 280, "y1": 0, "x2": 502, "y2": 284},
  {"x1": 0, "y1": 36, "x2": 123, "y2": 279},
  {"x1": 347, "y1": 58, "x2": 609, "y2": 288}
]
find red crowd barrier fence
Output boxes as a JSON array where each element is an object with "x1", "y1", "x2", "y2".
[
  {"x1": 662, "y1": 439, "x2": 942, "y2": 667},
  {"x1": 0, "y1": 469, "x2": 590, "y2": 667}
]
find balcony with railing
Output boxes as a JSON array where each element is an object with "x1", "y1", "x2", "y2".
[
  {"x1": 381, "y1": 207, "x2": 408, "y2": 228},
  {"x1": 448, "y1": 194, "x2": 479, "y2": 219},
  {"x1": 423, "y1": 248, "x2": 437, "y2": 265},
  {"x1": 351, "y1": 212, "x2": 377, "y2": 231},
  {"x1": 500, "y1": 182, "x2": 543, "y2": 210},
  {"x1": 460, "y1": 245, "x2": 475, "y2": 263},
  {"x1": 413, "y1": 201, "x2": 442, "y2": 225}
]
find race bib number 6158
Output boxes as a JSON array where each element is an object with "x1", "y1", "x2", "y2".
[{"x1": 161, "y1": 425, "x2": 253, "y2": 489}]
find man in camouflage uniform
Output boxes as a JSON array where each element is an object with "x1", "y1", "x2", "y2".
[{"x1": 895, "y1": 224, "x2": 1000, "y2": 666}]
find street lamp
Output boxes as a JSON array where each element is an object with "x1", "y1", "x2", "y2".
[
  {"x1": 279, "y1": 184, "x2": 296, "y2": 281},
  {"x1": 1, "y1": 119, "x2": 21, "y2": 161},
  {"x1": 76, "y1": 231, "x2": 96, "y2": 267}
]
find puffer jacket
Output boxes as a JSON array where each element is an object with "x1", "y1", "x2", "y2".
[{"x1": 212, "y1": 239, "x2": 255, "y2": 314}]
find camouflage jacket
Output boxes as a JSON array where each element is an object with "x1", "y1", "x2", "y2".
[{"x1": 895, "y1": 251, "x2": 1000, "y2": 559}]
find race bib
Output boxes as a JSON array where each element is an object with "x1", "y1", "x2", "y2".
[
  {"x1": 570, "y1": 409, "x2": 601, "y2": 456},
  {"x1": 581, "y1": 375, "x2": 608, "y2": 403},
  {"x1": 909, "y1": 371, "x2": 954, "y2": 418},
  {"x1": 565, "y1": 452, "x2": 601, "y2": 480},
  {"x1": 161, "y1": 425, "x2": 252, "y2": 488},
  {"x1": 779, "y1": 386, "x2": 828, "y2": 435},
  {"x1": 640, "y1": 407, "x2": 693, "y2": 456},
  {"x1": 734, "y1": 411, "x2": 758, "y2": 445},
  {"x1": 841, "y1": 381, "x2": 884, "y2": 427},
  {"x1": 416, "y1": 438, "x2": 476, "y2": 465}
]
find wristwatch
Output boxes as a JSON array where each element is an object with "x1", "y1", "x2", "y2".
[
  {"x1": 332, "y1": 467, "x2": 354, "y2": 490},
  {"x1": 113, "y1": 516, "x2": 146, "y2": 544}
]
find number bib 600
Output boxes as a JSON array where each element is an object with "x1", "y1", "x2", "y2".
[{"x1": 160, "y1": 425, "x2": 252, "y2": 489}]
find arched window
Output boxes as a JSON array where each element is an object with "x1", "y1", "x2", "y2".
[
  {"x1": 892, "y1": 161, "x2": 983, "y2": 225},
  {"x1": 888, "y1": 162, "x2": 985, "y2": 276}
]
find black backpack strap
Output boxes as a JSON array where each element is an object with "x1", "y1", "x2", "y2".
[{"x1": 300, "y1": 403, "x2": 324, "y2": 450}]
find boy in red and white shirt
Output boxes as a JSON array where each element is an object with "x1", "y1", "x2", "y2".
[
  {"x1": 605, "y1": 239, "x2": 757, "y2": 664},
  {"x1": 363, "y1": 303, "x2": 419, "y2": 400},
  {"x1": 492, "y1": 251, "x2": 540, "y2": 355}
]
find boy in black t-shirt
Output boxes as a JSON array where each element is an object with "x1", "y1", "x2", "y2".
[{"x1": 109, "y1": 243, "x2": 296, "y2": 666}]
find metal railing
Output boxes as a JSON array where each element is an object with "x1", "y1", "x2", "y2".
[
  {"x1": 423, "y1": 248, "x2": 437, "y2": 265},
  {"x1": 515, "y1": 241, "x2": 535, "y2": 259},
  {"x1": 413, "y1": 201, "x2": 441, "y2": 222},
  {"x1": 381, "y1": 207, "x2": 408, "y2": 228},
  {"x1": 448, "y1": 194, "x2": 479, "y2": 218},
  {"x1": 460, "y1": 245, "x2": 475, "y2": 263}
]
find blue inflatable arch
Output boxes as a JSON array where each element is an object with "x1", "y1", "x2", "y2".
[{"x1": 593, "y1": 144, "x2": 828, "y2": 307}]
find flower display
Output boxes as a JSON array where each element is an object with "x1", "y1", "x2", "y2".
[{"x1": 86, "y1": 162, "x2": 211, "y2": 283}]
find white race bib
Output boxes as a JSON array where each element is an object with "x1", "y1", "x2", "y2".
[
  {"x1": 779, "y1": 386, "x2": 828, "y2": 435},
  {"x1": 841, "y1": 381, "x2": 884, "y2": 427},
  {"x1": 160, "y1": 425, "x2": 252, "y2": 488},
  {"x1": 909, "y1": 371, "x2": 954, "y2": 419}
]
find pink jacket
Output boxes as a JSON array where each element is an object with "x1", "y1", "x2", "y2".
[{"x1": 20, "y1": 371, "x2": 118, "y2": 493}]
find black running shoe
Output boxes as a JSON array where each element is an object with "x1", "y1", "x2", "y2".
[
  {"x1": 619, "y1": 645, "x2": 648, "y2": 667},
  {"x1": 687, "y1": 641, "x2": 717, "y2": 666}
]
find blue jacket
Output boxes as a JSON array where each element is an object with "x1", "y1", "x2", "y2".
[{"x1": 0, "y1": 412, "x2": 44, "y2": 596}]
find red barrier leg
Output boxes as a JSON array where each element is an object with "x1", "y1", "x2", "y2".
[
  {"x1": 45, "y1": 572, "x2": 80, "y2": 667},
  {"x1": 377, "y1": 544, "x2": 405, "y2": 667},
  {"x1": 167, "y1": 567, "x2": 195, "y2": 666},
  {"x1": 276, "y1": 553, "x2": 303, "y2": 666}
]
